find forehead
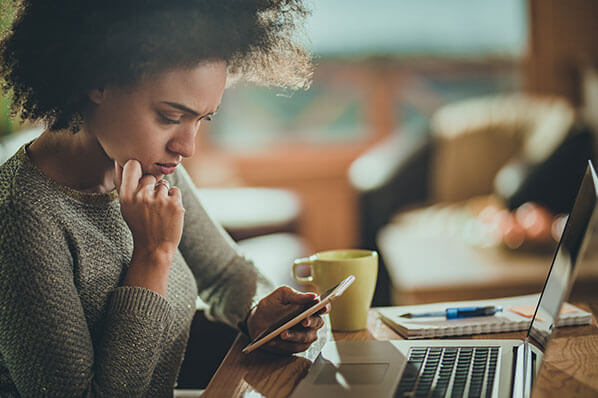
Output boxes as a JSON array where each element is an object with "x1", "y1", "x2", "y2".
[{"x1": 124, "y1": 61, "x2": 227, "y2": 110}]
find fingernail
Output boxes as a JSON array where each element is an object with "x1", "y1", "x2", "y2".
[{"x1": 283, "y1": 331, "x2": 290, "y2": 339}]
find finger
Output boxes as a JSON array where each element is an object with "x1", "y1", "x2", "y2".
[
  {"x1": 310, "y1": 305, "x2": 328, "y2": 318},
  {"x1": 316, "y1": 304, "x2": 331, "y2": 315},
  {"x1": 138, "y1": 174, "x2": 157, "y2": 191},
  {"x1": 280, "y1": 328, "x2": 318, "y2": 344},
  {"x1": 300, "y1": 315, "x2": 324, "y2": 329},
  {"x1": 154, "y1": 183, "x2": 169, "y2": 196},
  {"x1": 168, "y1": 186, "x2": 182, "y2": 203},
  {"x1": 120, "y1": 160, "x2": 143, "y2": 197},
  {"x1": 278, "y1": 286, "x2": 317, "y2": 305},
  {"x1": 154, "y1": 179, "x2": 170, "y2": 196},
  {"x1": 113, "y1": 160, "x2": 123, "y2": 193}
]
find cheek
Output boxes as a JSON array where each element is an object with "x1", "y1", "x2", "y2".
[
  {"x1": 97, "y1": 117, "x2": 158, "y2": 161},
  {"x1": 90, "y1": 101, "x2": 169, "y2": 164},
  {"x1": 123, "y1": 127, "x2": 171, "y2": 171}
]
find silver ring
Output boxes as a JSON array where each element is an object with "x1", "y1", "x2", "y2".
[{"x1": 155, "y1": 179, "x2": 170, "y2": 190}]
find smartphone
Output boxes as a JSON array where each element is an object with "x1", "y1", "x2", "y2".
[{"x1": 242, "y1": 274, "x2": 355, "y2": 354}]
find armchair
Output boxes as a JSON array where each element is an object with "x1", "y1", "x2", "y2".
[{"x1": 349, "y1": 94, "x2": 594, "y2": 305}]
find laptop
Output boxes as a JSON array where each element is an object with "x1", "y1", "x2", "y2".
[{"x1": 291, "y1": 160, "x2": 598, "y2": 398}]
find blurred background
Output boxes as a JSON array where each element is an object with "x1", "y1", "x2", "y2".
[
  {"x1": 2, "y1": 0, "x2": 598, "y2": 306},
  {"x1": 187, "y1": 0, "x2": 526, "y2": 250}
]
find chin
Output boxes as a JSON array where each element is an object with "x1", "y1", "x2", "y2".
[
  {"x1": 143, "y1": 169, "x2": 162, "y2": 178},
  {"x1": 149, "y1": 167, "x2": 165, "y2": 179}
]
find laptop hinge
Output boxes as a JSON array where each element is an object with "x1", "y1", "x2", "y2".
[{"x1": 512, "y1": 339, "x2": 533, "y2": 398}]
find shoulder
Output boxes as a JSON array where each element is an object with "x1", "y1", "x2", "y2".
[
  {"x1": 0, "y1": 149, "x2": 64, "y2": 235},
  {"x1": 1, "y1": 150, "x2": 30, "y2": 212}
]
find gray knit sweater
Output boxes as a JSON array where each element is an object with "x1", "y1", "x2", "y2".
[{"x1": 0, "y1": 145, "x2": 273, "y2": 397}]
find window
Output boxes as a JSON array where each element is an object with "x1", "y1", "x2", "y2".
[{"x1": 207, "y1": 0, "x2": 528, "y2": 150}]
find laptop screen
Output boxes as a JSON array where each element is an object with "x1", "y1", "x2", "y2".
[{"x1": 527, "y1": 161, "x2": 598, "y2": 347}]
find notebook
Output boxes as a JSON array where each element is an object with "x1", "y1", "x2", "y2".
[
  {"x1": 290, "y1": 160, "x2": 598, "y2": 398},
  {"x1": 377, "y1": 294, "x2": 592, "y2": 339}
]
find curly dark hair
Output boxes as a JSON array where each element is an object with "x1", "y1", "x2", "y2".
[{"x1": 0, "y1": 0, "x2": 313, "y2": 131}]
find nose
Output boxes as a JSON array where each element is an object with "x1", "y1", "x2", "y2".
[{"x1": 168, "y1": 123, "x2": 198, "y2": 158}]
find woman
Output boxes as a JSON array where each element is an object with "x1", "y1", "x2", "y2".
[{"x1": 0, "y1": 0, "x2": 324, "y2": 396}]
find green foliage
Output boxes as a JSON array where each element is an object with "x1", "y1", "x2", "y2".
[
  {"x1": 0, "y1": 0, "x2": 22, "y2": 137},
  {"x1": 0, "y1": 1, "x2": 19, "y2": 34}
]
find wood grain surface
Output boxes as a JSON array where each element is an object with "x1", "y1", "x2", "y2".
[{"x1": 203, "y1": 304, "x2": 598, "y2": 397}]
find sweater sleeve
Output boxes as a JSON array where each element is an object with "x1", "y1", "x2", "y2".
[
  {"x1": 0, "y1": 197, "x2": 174, "y2": 397},
  {"x1": 171, "y1": 167, "x2": 275, "y2": 328}
]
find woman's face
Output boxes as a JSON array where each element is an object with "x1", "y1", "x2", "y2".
[{"x1": 86, "y1": 60, "x2": 226, "y2": 178}]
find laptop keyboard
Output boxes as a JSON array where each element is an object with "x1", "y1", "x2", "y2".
[{"x1": 394, "y1": 346, "x2": 500, "y2": 398}]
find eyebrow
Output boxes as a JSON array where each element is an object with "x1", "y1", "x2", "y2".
[{"x1": 162, "y1": 101, "x2": 219, "y2": 118}]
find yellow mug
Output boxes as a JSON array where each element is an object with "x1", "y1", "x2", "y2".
[{"x1": 293, "y1": 249, "x2": 378, "y2": 331}]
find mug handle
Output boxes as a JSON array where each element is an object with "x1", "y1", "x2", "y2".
[{"x1": 293, "y1": 256, "x2": 314, "y2": 284}]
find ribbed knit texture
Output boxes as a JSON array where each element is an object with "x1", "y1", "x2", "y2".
[{"x1": 0, "y1": 145, "x2": 274, "y2": 397}]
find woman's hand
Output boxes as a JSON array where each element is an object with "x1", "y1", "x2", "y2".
[
  {"x1": 246, "y1": 286, "x2": 329, "y2": 354},
  {"x1": 114, "y1": 159, "x2": 185, "y2": 295}
]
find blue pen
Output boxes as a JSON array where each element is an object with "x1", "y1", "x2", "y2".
[{"x1": 400, "y1": 305, "x2": 503, "y2": 319}]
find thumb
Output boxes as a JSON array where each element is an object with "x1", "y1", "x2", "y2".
[
  {"x1": 113, "y1": 160, "x2": 123, "y2": 193},
  {"x1": 277, "y1": 286, "x2": 317, "y2": 305}
]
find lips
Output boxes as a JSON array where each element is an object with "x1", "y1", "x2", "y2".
[{"x1": 156, "y1": 162, "x2": 179, "y2": 175}]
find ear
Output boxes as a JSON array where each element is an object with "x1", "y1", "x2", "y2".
[{"x1": 88, "y1": 88, "x2": 105, "y2": 104}]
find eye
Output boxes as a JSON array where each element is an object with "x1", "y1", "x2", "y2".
[{"x1": 158, "y1": 113, "x2": 181, "y2": 125}]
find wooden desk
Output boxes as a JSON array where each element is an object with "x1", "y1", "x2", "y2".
[{"x1": 202, "y1": 305, "x2": 598, "y2": 397}]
